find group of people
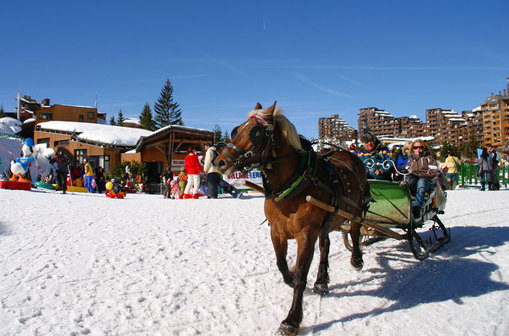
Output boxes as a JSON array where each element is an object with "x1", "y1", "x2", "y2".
[
  {"x1": 160, "y1": 143, "x2": 243, "y2": 200},
  {"x1": 356, "y1": 132, "x2": 502, "y2": 219},
  {"x1": 46, "y1": 151, "x2": 107, "y2": 194},
  {"x1": 478, "y1": 144, "x2": 501, "y2": 191},
  {"x1": 356, "y1": 133, "x2": 445, "y2": 219}
]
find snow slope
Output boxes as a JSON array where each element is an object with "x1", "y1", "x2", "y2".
[{"x1": 0, "y1": 189, "x2": 508, "y2": 336}]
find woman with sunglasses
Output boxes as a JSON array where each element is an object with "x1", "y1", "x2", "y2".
[{"x1": 405, "y1": 140, "x2": 440, "y2": 219}]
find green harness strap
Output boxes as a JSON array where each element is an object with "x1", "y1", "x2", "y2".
[{"x1": 262, "y1": 150, "x2": 312, "y2": 202}]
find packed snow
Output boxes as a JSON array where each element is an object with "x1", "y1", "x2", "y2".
[{"x1": 1, "y1": 184, "x2": 508, "y2": 335}]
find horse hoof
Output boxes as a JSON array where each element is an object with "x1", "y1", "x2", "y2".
[
  {"x1": 313, "y1": 282, "x2": 329, "y2": 295},
  {"x1": 351, "y1": 257, "x2": 364, "y2": 271},
  {"x1": 276, "y1": 322, "x2": 299, "y2": 336}
]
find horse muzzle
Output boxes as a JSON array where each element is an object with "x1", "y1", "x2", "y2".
[{"x1": 216, "y1": 155, "x2": 234, "y2": 175}]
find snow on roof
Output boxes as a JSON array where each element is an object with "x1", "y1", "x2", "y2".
[
  {"x1": 123, "y1": 118, "x2": 140, "y2": 126},
  {"x1": 55, "y1": 104, "x2": 95, "y2": 109},
  {"x1": 449, "y1": 118, "x2": 467, "y2": 123},
  {"x1": 149, "y1": 124, "x2": 213, "y2": 137},
  {"x1": 38, "y1": 121, "x2": 153, "y2": 147},
  {"x1": 0, "y1": 117, "x2": 22, "y2": 135}
]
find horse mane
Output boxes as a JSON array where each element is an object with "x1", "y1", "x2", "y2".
[{"x1": 247, "y1": 108, "x2": 303, "y2": 151}]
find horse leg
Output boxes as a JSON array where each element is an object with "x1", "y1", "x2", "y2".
[
  {"x1": 313, "y1": 234, "x2": 330, "y2": 295},
  {"x1": 271, "y1": 232, "x2": 294, "y2": 286},
  {"x1": 278, "y1": 234, "x2": 316, "y2": 335},
  {"x1": 349, "y1": 221, "x2": 364, "y2": 270}
]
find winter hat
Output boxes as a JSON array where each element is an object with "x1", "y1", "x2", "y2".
[{"x1": 360, "y1": 132, "x2": 376, "y2": 144}]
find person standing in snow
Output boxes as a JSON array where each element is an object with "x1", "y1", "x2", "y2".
[
  {"x1": 83, "y1": 159, "x2": 94, "y2": 193},
  {"x1": 203, "y1": 143, "x2": 243, "y2": 199},
  {"x1": 51, "y1": 150, "x2": 70, "y2": 194},
  {"x1": 178, "y1": 169, "x2": 187, "y2": 198},
  {"x1": 478, "y1": 148, "x2": 492, "y2": 191},
  {"x1": 160, "y1": 167, "x2": 173, "y2": 199},
  {"x1": 94, "y1": 166, "x2": 105, "y2": 193},
  {"x1": 444, "y1": 151, "x2": 462, "y2": 190},
  {"x1": 487, "y1": 145, "x2": 500, "y2": 190},
  {"x1": 183, "y1": 147, "x2": 203, "y2": 199}
]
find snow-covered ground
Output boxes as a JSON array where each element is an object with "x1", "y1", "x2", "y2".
[{"x1": 1, "y1": 187, "x2": 508, "y2": 336}]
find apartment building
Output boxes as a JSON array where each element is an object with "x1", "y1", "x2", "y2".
[
  {"x1": 358, "y1": 107, "x2": 401, "y2": 137},
  {"x1": 478, "y1": 90, "x2": 509, "y2": 150},
  {"x1": 462, "y1": 107, "x2": 484, "y2": 145},
  {"x1": 425, "y1": 108, "x2": 468, "y2": 145},
  {"x1": 318, "y1": 114, "x2": 356, "y2": 147},
  {"x1": 400, "y1": 115, "x2": 426, "y2": 138}
]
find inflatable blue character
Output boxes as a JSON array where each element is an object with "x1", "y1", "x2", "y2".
[{"x1": 9, "y1": 138, "x2": 36, "y2": 183}]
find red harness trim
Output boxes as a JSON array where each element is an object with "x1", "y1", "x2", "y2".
[{"x1": 250, "y1": 114, "x2": 269, "y2": 124}]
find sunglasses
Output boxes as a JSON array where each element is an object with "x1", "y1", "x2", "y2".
[{"x1": 414, "y1": 146, "x2": 424, "y2": 149}]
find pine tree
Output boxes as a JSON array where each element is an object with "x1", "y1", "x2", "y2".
[
  {"x1": 139, "y1": 103, "x2": 155, "y2": 131},
  {"x1": 222, "y1": 130, "x2": 231, "y2": 143},
  {"x1": 460, "y1": 134, "x2": 479, "y2": 160},
  {"x1": 154, "y1": 78, "x2": 183, "y2": 129},
  {"x1": 110, "y1": 115, "x2": 116, "y2": 125},
  {"x1": 213, "y1": 124, "x2": 222, "y2": 144},
  {"x1": 0, "y1": 105, "x2": 5, "y2": 118},
  {"x1": 117, "y1": 109, "x2": 125, "y2": 126}
]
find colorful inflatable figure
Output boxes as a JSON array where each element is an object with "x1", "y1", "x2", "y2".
[
  {"x1": 106, "y1": 178, "x2": 126, "y2": 198},
  {"x1": 9, "y1": 138, "x2": 36, "y2": 183}
]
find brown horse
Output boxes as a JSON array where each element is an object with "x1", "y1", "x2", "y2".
[{"x1": 216, "y1": 102, "x2": 369, "y2": 335}]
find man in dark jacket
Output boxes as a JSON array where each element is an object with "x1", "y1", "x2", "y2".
[
  {"x1": 357, "y1": 132, "x2": 395, "y2": 180},
  {"x1": 51, "y1": 150, "x2": 70, "y2": 194},
  {"x1": 487, "y1": 145, "x2": 500, "y2": 190}
]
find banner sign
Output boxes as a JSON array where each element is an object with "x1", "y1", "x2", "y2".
[
  {"x1": 223, "y1": 169, "x2": 263, "y2": 190},
  {"x1": 171, "y1": 159, "x2": 185, "y2": 171}
]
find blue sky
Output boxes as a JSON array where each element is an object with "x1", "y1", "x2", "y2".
[{"x1": 1, "y1": 0, "x2": 508, "y2": 139}]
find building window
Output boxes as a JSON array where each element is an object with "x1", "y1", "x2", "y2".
[
  {"x1": 79, "y1": 114, "x2": 84, "y2": 122},
  {"x1": 87, "y1": 112, "x2": 94, "y2": 120},
  {"x1": 75, "y1": 149, "x2": 87, "y2": 166},
  {"x1": 37, "y1": 138, "x2": 50, "y2": 145},
  {"x1": 40, "y1": 112, "x2": 53, "y2": 120},
  {"x1": 54, "y1": 140, "x2": 69, "y2": 147},
  {"x1": 99, "y1": 155, "x2": 110, "y2": 173}
]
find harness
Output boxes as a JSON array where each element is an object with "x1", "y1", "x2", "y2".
[{"x1": 228, "y1": 114, "x2": 367, "y2": 242}]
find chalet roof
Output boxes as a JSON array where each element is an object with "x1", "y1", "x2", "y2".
[{"x1": 134, "y1": 124, "x2": 214, "y2": 152}]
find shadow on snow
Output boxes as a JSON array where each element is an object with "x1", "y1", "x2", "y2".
[{"x1": 308, "y1": 225, "x2": 509, "y2": 333}]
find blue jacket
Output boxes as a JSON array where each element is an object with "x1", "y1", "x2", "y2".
[{"x1": 357, "y1": 145, "x2": 395, "y2": 180}]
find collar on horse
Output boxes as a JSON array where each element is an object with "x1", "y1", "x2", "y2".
[{"x1": 262, "y1": 149, "x2": 316, "y2": 202}]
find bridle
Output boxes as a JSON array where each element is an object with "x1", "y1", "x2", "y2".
[{"x1": 222, "y1": 115, "x2": 276, "y2": 172}]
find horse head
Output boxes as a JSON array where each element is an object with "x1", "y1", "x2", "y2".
[{"x1": 216, "y1": 102, "x2": 279, "y2": 175}]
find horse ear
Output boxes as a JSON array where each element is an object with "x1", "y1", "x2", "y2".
[
  {"x1": 254, "y1": 102, "x2": 262, "y2": 109},
  {"x1": 265, "y1": 101, "x2": 277, "y2": 116}
]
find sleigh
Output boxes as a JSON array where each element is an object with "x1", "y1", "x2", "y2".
[{"x1": 307, "y1": 179, "x2": 450, "y2": 260}]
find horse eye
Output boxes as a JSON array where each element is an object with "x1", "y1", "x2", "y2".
[{"x1": 231, "y1": 126, "x2": 239, "y2": 139}]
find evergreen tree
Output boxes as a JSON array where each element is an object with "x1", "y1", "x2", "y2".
[
  {"x1": 139, "y1": 103, "x2": 155, "y2": 131},
  {"x1": 460, "y1": 134, "x2": 479, "y2": 160},
  {"x1": 110, "y1": 115, "x2": 116, "y2": 125},
  {"x1": 154, "y1": 78, "x2": 183, "y2": 129},
  {"x1": 117, "y1": 109, "x2": 125, "y2": 126},
  {"x1": 222, "y1": 130, "x2": 231, "y2": 143},
  {"x1": 0, "y1": 104, "x2": 5, "y2": 118},
  {"x1": 213, "y1": 124, "x2": 222, "y2": 144}
]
